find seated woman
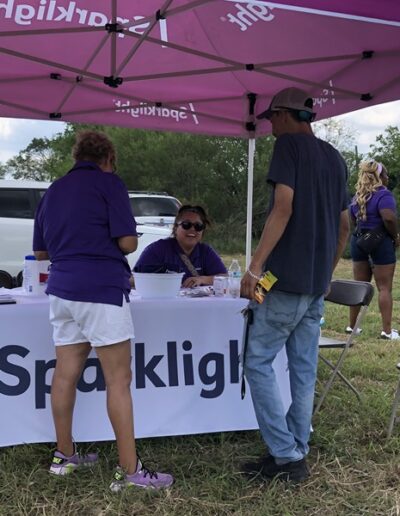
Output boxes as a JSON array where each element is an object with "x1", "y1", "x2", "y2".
[{"x1": 134, "y1": 205, "x2": 227, "y2": 288}]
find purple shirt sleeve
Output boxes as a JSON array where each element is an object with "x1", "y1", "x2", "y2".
[
  {"x1": 377, "y1": 190, "x2": 397, "y2": 212},
  {"x1": 135, "y1": 239, "x2": 163, "y2": 267},
  {"x1": 202, "y1": 244, "x2": 227, "y2": 275}
]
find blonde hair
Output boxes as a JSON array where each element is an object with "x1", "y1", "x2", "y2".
[{"x1": 353, "y1": 159, "x2": 387, "y2": 221}]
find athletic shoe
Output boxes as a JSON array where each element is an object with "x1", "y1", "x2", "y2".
[
  {"x1": 49, "y1": 446, "x2": 98, "y2": 475},
  {"x1": 380, "y1": 329, "x2": 400, "y2": 340},
  {"x1": 241, "y1": 454, "x2": 276, "y2": 476},
  {"x1": 109, "y1": 460, "x2": 174, "y2": 492},
  {"x1": 260, "y1": 457, "x2": 310, "y2": 484},
  {"x1": 345, "y1": 326, "x2": 362, "y2": 335}
]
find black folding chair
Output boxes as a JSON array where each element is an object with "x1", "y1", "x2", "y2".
[
  {"x1": 0, "y1": 270, "x2": 14, "y2": 289},
  {"x1": 314, "y1": 279, "x2": 374, "y2": 414}
]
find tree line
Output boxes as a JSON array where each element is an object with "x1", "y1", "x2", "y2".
[{"x1": 1, "y1": 121, "x2": 399, "y2": 253}]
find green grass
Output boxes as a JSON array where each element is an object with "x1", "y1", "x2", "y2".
[{"x1": 2, "y1": 259, "x2": 400, "y2": 515}]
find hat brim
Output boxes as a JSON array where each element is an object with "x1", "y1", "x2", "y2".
[{"x1": 256, "y1": 108, "x2": 273, "y2": 120}]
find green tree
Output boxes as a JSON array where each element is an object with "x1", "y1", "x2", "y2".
[
  {"x1": 314, "y1": 118, "x2": 357, "y2": 153},
  {"x1": 342, "y1": 146, "x2": 364, "y2": 195},
  {"x1": 5, "y1": 129, "x2": 74, "y2": 182},
  {"x1": 5, "y1": 123, "x2": 275, "y2": 252},
  {"x1": 369, "y1": 126, "x2": 400, "y2": 196}
]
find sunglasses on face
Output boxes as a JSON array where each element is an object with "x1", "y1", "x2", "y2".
[{"x1": 177, "y1": 220, "x2": 205, "y2": 232}]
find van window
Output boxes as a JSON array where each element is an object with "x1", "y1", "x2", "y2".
[
  {"x1": 0, "y1": 189, "x2": 34, "y2": 218},
  {"x1": 130, "y1": 197, "x2": 180, "y2": 217}
]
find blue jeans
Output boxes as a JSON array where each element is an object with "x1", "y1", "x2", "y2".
[{"x1": 244, "y1": 290, "x2": 324, "y2": 464}]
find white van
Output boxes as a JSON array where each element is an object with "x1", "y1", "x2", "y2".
[
  {"x1": 128, "y1": 191, "x2": 181, "y2": 228},
  {"x1": 0, "y1": 180, "x2": 177, "y2": 278}
]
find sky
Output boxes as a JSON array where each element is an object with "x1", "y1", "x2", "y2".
[{"x1": 0, "y1": 99, "x2": 400, "y2": 165}]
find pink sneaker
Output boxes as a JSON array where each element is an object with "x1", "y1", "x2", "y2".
[
  {"x1": 110, "y1": 460, "x2": 174, "y2": 492},
  {"x1": 49, "y1": 446, "x2": 98, "y2": 475}
]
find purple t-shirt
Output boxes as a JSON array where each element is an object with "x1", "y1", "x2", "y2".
[
  {"x1": 350, "y1": 187, "x2": 397, "y2": 229},
  {"x1": 33, "y1": 161, "x2": 137, "y2": 306},
  {"x1": 134, "y1": 237, "x2": 227, "y2": 281}
]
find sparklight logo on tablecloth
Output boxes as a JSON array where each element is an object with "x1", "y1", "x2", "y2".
[
  {"x1": 0, "y1": 0, "x2": 168, "y2": 42},
  {"x1": 0, "y1": 340, "x2": 240, "y2": 409}
]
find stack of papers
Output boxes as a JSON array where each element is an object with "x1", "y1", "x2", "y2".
[
  {"x1": 0, "y1": 294, "x2": 16, "y2": 305},
  {"x1": 180, "y1": 286, "x2": 213, "y2": 297}
]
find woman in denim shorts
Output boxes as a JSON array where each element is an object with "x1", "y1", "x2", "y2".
[{"x1": 349, "y1": 159, "x2": 399, "y2": 339}]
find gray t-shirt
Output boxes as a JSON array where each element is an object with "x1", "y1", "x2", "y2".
[{"x1": 264, "y1": 133, "x2": 348, "y2": 295}]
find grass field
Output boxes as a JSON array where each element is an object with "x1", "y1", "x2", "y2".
[{"x1": 1, "y1": 258, "x2": 400, "y2": 515}]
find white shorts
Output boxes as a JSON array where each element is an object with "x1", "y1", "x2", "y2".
[{"x1": 49, "y1": 295, "x2": 135, "y2": 347}]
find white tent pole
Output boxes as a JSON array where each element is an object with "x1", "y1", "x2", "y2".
[{"x1": 245, "y1": 138, "x2": 256, "y2": 269}]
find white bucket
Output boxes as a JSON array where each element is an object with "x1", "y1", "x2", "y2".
[{"x1": 133, "y1": 272, "x2": 184, "y2": 298}]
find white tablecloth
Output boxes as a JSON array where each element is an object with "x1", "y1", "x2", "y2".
[{"x1": 0, "y1": 292, "x2": 290, "y2": 446}]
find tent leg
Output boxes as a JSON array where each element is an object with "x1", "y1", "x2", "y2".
[{"x1": 245, "y1": 138, "x2": 256, "y2": 269}]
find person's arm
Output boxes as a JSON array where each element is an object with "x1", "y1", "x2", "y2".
[
  {"x1": 332, "y1": 209, "x2": 350, "y2": 271},
  {"x1": 182, "y1": 275, "x2": 212, "y2": 288},
  {"x1": 117, "y1": 235, "x2": 138, "y2": 255},
  {"x1": 380, "y1": 208, "x2": 400, "y2": 246},
  {"x1": 240, "y1": 183, "x2": 293, "y2": 300},
  {"x1": 182, "y1": 244, "x2": 227, "y2": 288},
  {"x1": 107, "y1": 176, "x2": 138, "y2": 254},
  {"x1": 348, "y1": 206, "x2": 356, "y2": 232},
  {"x1": 34, "y1": 251, "x2": 50, "y2": 261}
]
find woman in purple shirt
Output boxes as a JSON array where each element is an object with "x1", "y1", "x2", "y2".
[
  {"x1": 349, "y1": 159, "x2": 399, "y2": 340},
  {"x1": 33, "y1": 131, "x2": 173, "y2": 491},
  {"x1": 134, "y1": 204, "x2": 227, "y2": 288}
]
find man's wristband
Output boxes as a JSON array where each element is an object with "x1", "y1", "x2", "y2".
[{"x1": 246, "y1": 269, "x2": 262, "y2": 281}]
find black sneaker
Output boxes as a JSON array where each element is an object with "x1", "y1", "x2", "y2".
[
  {"x1": 261, "y1": 458, "x2": 310, "y2": 484},
  {"x1": 241, "y1": 454, "x2": 276, "y2": 476}
]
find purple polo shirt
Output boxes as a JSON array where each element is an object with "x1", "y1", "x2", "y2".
[
  {"x1": 134, "y1": 237, "x2": 227, "y2": 281},
  {"x1": 350, "y1": 187, "x2": 397, "y2": 229},
  {"x1": 33, "y1": 161, "x2": 137, "y2": 306}
]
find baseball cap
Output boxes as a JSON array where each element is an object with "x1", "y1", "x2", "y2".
[{"x1": 257, "y1": 87, "x2": 316, "y2": 121}]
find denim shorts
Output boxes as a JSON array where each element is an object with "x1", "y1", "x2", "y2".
[{"x1": 350, "y1": 234, "x2": 396, "y2": 265}]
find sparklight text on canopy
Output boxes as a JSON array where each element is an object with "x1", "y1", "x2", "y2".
[
  {"x1": 0, "y1": 0, "x2": 168, "y2": 42},
  {"x1": 221, "y1": 2, "x2": 275, "y2": 32},
  {"x1": 114, "y1": 100, "x2": 199, "y2": 125}
]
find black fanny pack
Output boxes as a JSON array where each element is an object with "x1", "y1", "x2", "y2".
[{"x1": 355, "y1": 226, "x2": 387, "y2": 254}]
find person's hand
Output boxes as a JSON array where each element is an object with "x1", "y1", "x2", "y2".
[
  {"x1": 395, "y1": 234, "x2": 400, "y2": 248},
  {"x1": 182, "y1": 275, "x2": 207, "y2": 288},
  {"x1": 324, "y1": 282, "x2": 331, "y2": 298},
  {"x1": 240, "y1": 267, "x2": 261, "y2": 300}
]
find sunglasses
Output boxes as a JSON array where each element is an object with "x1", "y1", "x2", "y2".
[{"x1": 177, "y1": 220, "x2": 205, "y2": 232}]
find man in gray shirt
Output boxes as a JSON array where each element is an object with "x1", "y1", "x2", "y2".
[{"x1": 241, "y1": 87, "x2": 349, "y2": 483}]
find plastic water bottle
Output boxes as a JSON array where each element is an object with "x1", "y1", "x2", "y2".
[
  {"x1": 23, "y1": 254, "x2": 41, "y2": 295},
  {"x1": 228, "y1": 259, "x2": 241, "y2": 298}
]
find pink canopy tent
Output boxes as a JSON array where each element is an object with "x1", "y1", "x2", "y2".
[
  {"x1": 0, "y1": 0, "x2": 399, "y2": 262},
  {"x1": 0, "y1": 0, "x2": 399, "y2": 135}
]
